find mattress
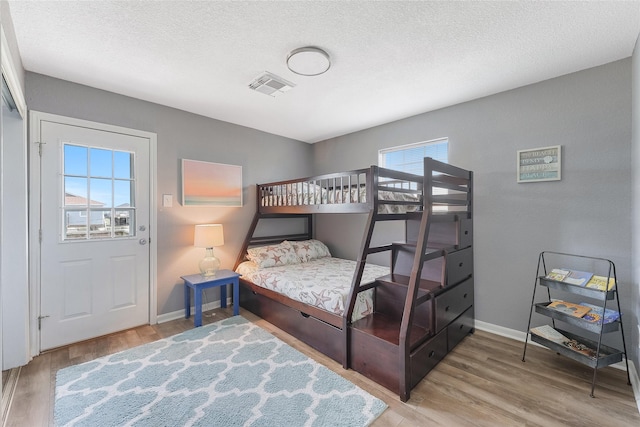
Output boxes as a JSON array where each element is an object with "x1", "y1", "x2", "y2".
[{"x1": 236, "y1": 257, "x2": 389, "y2": 321}]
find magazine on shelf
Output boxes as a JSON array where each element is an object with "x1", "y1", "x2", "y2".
[
  {"x1": 585, "y1": 275, "x2": 616, "y2": 291},
  {"x1": 562, "y1": 269, "x2": 593, "y2": 286},
  {"x1": 544, "y1": 268, "x2": 593, "y2": 286},
  {"x1": 545, "y1": 269, "x2": 569, "y2": 281},
  {"x1": 547, "y1": 300, "x2": 591, "y2": 318},
  {"x1": 530, "y1": 325, "x2": 569, "y2": 344},
  {"x1": 579, "y1": 302, "x2": 621, "y2": 324}
]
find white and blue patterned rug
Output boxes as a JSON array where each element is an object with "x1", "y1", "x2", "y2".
[{"x1": 54, "y1": 316, "x2": 387, "y2": 426}]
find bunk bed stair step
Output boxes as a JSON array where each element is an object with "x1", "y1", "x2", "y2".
[
  {"x1": 350, "y1": 312, "x2": 431, "y2": 348},
  {"x1": 405, "y1": 214, "x2": 472, "y2": 248},
  {"x1": 376, "y1": 273, "x2": 442, "y2": 295},
  {"x1": 367, "y1": 275, "x2": 474, "y2": 336},
  {"x1": 349, "y1": 284, "x2": 474, "y2": 398},
  {"x1": 391, "y1": 244, "x2": 473, "y2": 286},
  {"x1": 349, "y1": 312, "x2": 446, "y2": 396}
]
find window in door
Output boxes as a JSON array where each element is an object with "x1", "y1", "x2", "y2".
[{"x1": 63, "y1": 144, "x2": 136, "y2": 240}]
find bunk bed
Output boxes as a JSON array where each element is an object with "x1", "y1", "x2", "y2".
[{"x1": 234, "y1": 157, "x2": 474, "y2": 401}]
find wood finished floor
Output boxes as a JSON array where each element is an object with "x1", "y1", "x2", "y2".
[{"x1": 5, "y1": 307, "x2": 639, "y2": 427}]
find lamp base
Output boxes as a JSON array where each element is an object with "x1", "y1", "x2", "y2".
[{"x1": 199, "y1": 248, "x2": 220, "y2": 276}]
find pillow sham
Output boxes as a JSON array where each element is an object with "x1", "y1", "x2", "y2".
[
  {"x1": 246, "y1": 241, "x2": 300, "y2": 268},
  {"x1": 289, "y1": 239, "x2": 332, "y2": 262}
]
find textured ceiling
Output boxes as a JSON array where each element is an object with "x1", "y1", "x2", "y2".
[{"x1": 7, "y1": 1, "x2": 640, "y2": 143}]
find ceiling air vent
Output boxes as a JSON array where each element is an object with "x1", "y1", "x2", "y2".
[{"x1": 248, "y1": 72, "x2": 295, "y2": 97}]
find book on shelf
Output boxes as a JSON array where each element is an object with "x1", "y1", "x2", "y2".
[
  {"x1": 545, "y1": 269, "x2": 569, "y2": 281},
  {"x1": 562, "y1": 269, "x2": 593, "y2": 286},
  {"x1": 547, "y1": 300, "x2": 591, "y2": 318},
  {"x1": 544, "y1": 268, "x2": 593, "y2": 287},
  {"x1": 585, "y1": 275, "x2": 616, "y2": 291},
  {"x1": 530, "y1": 325, "x2": 569, "y2": 344},
  {"x1": 579, "y1": 302, "x2": 621, "y2": 324}
]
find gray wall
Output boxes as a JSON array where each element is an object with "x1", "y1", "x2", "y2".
[
  {"x1": 632, "y1": 36, "x2": 640, "y2": 378},
  {"x1": 313, "y1": 59, "x2": 636, "y2": 362},
  {"x1": 25, "y1": 72, "x2": 313, "y2": 315}
]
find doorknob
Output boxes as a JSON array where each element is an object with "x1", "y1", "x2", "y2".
[{"x1": 139, "y1": 239, "x2": 147, "y2": 245}]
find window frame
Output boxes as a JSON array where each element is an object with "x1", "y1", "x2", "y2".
[
  {"x1": 378, "y1": 137, "x2": 449, "y2": 173},
  {"x1": 61, "y1": 143, "x2": 136, "y2": 241}
]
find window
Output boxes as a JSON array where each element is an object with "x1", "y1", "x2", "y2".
[
  {"x1": 63, "y1": 144, "x2": 135, "y2": 240},
  {"x1": 379, "y1": 138, "x2": 449, "y2": 211},
  {"x1": 378, "y1": 138, "x2": 448, "y2": 174}
]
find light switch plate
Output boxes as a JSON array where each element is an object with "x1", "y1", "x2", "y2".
[{"x1": 162, "y1": 194, "x2": 173, "y2": 207}]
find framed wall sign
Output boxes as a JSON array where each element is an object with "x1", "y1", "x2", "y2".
[
  {"x1": 182, "y1": 159, "x2": 242, "y2": 206},
  {"x1": 517, "y1": 145, "x2": 561, "y2": 183}
]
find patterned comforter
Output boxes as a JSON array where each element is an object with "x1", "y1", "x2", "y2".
[{"x1": 236, "y1": 257, "x2": 389, "y2": 321}]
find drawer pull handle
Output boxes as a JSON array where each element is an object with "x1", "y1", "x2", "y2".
[
  {"x1": 463, "y1": 293, "x2": 468, "y2": 299},
  {"x1": 460, "y1": 324, "x2": 464, "y2": 330},
  {"x1": 429, "y1": 350, "x2": 435, "y2": 358},
  {"x1": 459, "y1": 262, "x2": 463, "y2": 267},
  {"x1": 464, "y1": 230, "x2": 469, "y2": 235},
  {"x1": 445, "y1": 306, "x2": 450, "y2": 312},
  {"x1": 252, "y1": 291, "x2": 257, "y2": 295},
  {"x1": 300, "y1": 312, "x2": 310, "y2": 318}
]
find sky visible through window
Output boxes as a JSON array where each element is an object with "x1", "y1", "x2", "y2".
[
  {"x1": 64, "y1": 144, "x2": 133, "y2": 208},
  {"x1": 380, "y1": 139, "x2": 448, "y2": 174}
]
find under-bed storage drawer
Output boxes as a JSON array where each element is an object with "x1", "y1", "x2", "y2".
[
  {"x1": 447, "y1": 306, "x2": 474, "y2": 351},
  {"x1": 434, "y1": 277, "x2": 473, "y2": 333},
  {"x1": 446, "y1": 247, "x2": 473, "y2": 286},
  {"x1": 239, "y1": 282, "x2": 344, "y2": 363}
]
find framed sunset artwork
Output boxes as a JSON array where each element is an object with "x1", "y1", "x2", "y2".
[{"x1": 181, "y1": 159, "x2": 242, "y2": 207}]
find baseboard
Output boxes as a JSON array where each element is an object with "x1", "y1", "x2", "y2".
[
  {"x1": 474, "y1": 320, "x2": 528, "y2": 342},
  {"x1": 1, "y1": 367, "x2": 20, "y2": 427},
  {"x1": 156, "y1": 298, "x2": 231, "y2": 324},
  {"x1": 474, "y1": 319, "x2": 639, "y2": 414}
]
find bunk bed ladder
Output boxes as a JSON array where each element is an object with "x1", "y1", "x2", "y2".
[
  {"x1": 398, "y1": 174, "x2": 434, "y2": 401},
  {"x1": 343, "y1": 167, "x2": 379, "y2": 369}
]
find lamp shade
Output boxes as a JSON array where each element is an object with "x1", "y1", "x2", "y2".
[{"x1": 194, "y1": 224, "x2": 224, "y2": 248}]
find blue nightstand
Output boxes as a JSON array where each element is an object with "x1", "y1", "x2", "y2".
[{"x1": 182, "y1": 269, "x2": 241, "y2": 327}]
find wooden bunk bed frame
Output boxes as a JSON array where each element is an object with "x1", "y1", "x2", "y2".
[{"x1": 234, "y1": 158, "x2": 473, "y2": 401}]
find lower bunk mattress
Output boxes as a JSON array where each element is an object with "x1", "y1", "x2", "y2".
[{"x1": 236, "y1": 257, "x2": 388, "y2": 321}]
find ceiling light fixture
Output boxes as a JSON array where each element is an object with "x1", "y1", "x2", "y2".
[{"x1": 286, "y1": 47, "x2": 331, "y2": 76}]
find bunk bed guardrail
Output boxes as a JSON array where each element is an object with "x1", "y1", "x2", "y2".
[{"x1": 257, "y1": 166, "x2": 425, "y2": 214}]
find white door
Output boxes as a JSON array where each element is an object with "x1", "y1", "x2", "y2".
[{"x1": 38, "y1": 119, "x2": 150, "y2": 350}]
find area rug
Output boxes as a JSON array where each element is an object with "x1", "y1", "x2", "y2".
[{"x1": 54, "y1": 316, "x2": 387, "y2": 426}]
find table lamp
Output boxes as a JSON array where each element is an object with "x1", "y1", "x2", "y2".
[{"x1": 194, "y1": 224, "x2": 224, "y2": 276}]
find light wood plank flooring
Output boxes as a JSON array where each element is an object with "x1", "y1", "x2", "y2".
[{"x1": 5, "y1": 308, "x2": 639, "y2": 427}]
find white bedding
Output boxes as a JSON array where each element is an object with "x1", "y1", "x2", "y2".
[{"x1": 236, "y1": 257, "x2": 389, "y2": 321}]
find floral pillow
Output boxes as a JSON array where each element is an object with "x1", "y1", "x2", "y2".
[
  {"x1": 289, "y1": 239, "x2": 332, "y2": 262},
  {"x1": 246, "y1": 241, "x2": 300, "y2": 268}
]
